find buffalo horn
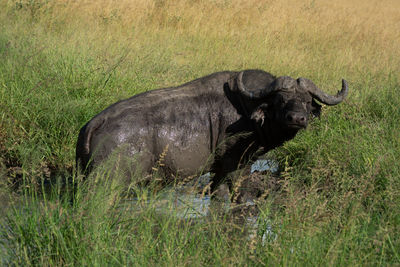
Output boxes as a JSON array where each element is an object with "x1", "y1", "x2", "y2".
[
  {"x1": 236, "y1": 71, "x2": 273, "y2": 99},
  {"x1": 298, "y1": 78, "x2": 349, "y2": 105}
]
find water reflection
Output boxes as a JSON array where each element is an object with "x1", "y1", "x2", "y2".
[
  {"x1": 251, "y1": 159, "x2": 279, "y2": 174},
  {"x1": 127, "y1": 159, "x2": 279, "y2": 241}
]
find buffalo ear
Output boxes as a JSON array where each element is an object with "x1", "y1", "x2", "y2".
[
  {"x1": 251, "y1": 103, "x2": 268, "y2": 125},
  {"x1": 311, "y1": 99, "x2": 322, "y2": 117}
]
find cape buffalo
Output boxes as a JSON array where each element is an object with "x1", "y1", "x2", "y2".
[{"x1": 76, "y1": 69, "x2": 348, "y2": 196}]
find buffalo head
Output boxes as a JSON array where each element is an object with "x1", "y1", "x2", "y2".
[{"x1": 233, "y1": 70, "x2": 348, "y2": 133}]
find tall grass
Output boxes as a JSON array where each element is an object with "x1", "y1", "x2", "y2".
[{"x1": 1, "y1": 0, "x2": 399, "y2": 265}]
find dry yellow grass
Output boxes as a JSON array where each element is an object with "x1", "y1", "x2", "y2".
[{"x1": 5, "y1": 0, "x2": 399, "y2": 80}]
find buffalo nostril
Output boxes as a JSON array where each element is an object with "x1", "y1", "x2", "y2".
[{"x1": 286, "y1": 114, "x2": 293, "y2": 121}]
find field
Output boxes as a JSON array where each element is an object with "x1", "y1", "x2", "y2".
[{"x1": 1, "y1": 0, "x2": 400, "y2": 265}]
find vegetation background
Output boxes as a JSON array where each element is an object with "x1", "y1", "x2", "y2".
[{"x1": 0, "y1": 0, "x2": 399, "y2": 265}]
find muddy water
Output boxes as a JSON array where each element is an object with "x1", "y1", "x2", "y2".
[
  {"x1": 126, "y1": 159, "x2": 278, "y2": 217},
  {"x1": 125, "y1": 159, "x2": 279, "y2": 242}
]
